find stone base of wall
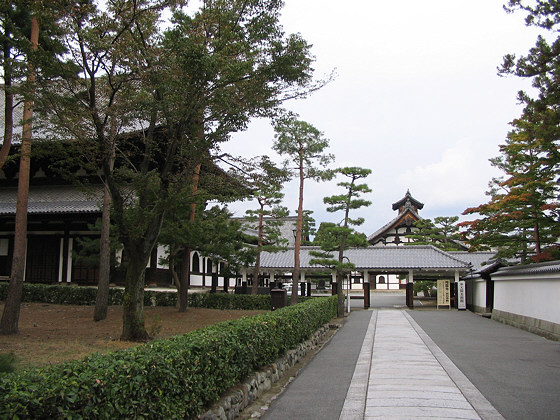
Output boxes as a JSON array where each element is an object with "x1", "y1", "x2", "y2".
[
  {"x1": 470, "y1": 304, "x2": 490, "y2": 314},
  {"x1": 492, "y1": 309, "x2": 560, "y2": 341},
  {"x1": 199, "y1": 323, "x2": 336, "y2": 420}
]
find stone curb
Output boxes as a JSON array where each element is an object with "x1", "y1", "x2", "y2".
[{"x1": 198, "y1": 322, "x2": 338, "y2": 420}]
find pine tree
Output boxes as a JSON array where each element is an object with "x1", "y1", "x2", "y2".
[
  {"x1": 461, "y1": 1, "x2": 560, "y2": 262},
  {"x1": 273, "y1": 115, "x2": 334, "y2": 304},
  {"x1": 406, "y1": 216, "x2": 464, "y2": 251},
  {"x1": 462, "y1": 115, "x2": 559, "y2": 260},
  {"x1": 310, "y1": 167, "x2": 371, "y2": 317},
  {"x1": 236, "y1": 155, "x2": 290, "y2": 294}
]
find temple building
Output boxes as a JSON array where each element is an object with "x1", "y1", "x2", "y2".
[
  {"x1": 368, "y1": 190, "x2": 424, "y2": 247},
  {"x1": 367, "y1": 190, "x2": 468, "y2": 250}
]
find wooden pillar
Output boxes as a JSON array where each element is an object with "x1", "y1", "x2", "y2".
[
  {"x1": 299, "y1": 271, "x2": 306, "y2": 296},
  {"x1": 406, "y1": 270, "x2": 414, "y2": 308},
  {"x1": 60, "y1": 235, "x2": 72, "y2": 284},
  {"x1": 202, "y1": 257, "x2": 207, "y2": 287},
  {"x1": 270, "y1": 271, "x2": 276, "y2": 289},
  {"x1": 58, "y1": 237, "x2": 65, "y2": 283},
  {"x1": 363, "y1": 281, "x2": 370, "y2": 309},
  {"x1": 210, "y1": 261, "x2": 218, "y2": 293}
]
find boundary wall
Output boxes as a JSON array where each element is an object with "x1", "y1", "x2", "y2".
[{"x1": 489, "y1": 262, "x2": 560, "y2": 341}]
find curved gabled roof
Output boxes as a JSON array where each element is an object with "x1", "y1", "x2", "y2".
[
  {"x1": 367, "y1": 208, "x2": 421, "y2": 244},
  {"x1": 392, "y1": 190, "x2": 424, "y2": 212}
]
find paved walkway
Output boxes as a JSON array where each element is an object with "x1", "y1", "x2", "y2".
[
  {"x1": 339, "y1": 310, "x2": 503, "y2": 420},
  {"x1": 263, "y1": 307, "x2": 560, "y2": 419},
  {"x1": 263, "y1": 309, "x2": 505, "y2": 420}
]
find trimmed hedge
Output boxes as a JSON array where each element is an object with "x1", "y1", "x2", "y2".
[
  {"x1": 0, "y1": 296, "x2": 337, "y2": 419},
  {"x1": 0, "y1": 282, "x2": 276, "y2": 310}
]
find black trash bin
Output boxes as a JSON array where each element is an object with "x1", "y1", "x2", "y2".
[{"x1": 270, "y1": 289, "x2": 287, "y2": 310}]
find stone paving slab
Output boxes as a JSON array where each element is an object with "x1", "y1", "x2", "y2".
[
  {"x1": 340, "y1": 309, "x2": 504, "y2": 420},
  {"x1": 366, "y1": 397, "x2": 475, "y2": 409}
]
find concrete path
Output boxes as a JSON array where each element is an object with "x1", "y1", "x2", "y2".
[
  {"x1": 263, "y1": 308, "x2": 505, "y2": 420},
  {"x1": 339, "y1": 310, "x2": 502, "y2": 420},
  {"x1": 263, "y1": 310, "x2": 374, "y2": 420},
  {"x1": 262, "y1": 307, "x2": 560, "y2": 419}
]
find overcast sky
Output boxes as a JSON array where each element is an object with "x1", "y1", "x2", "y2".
[{"x1": 221, "y1": 0, "x2": 541, "y2": 236}]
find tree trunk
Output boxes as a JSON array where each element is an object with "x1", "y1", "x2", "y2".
[
  {"x1": 169, "y1": 252, "x2": 180, "y2": 288},
  {"x1": 336, "y1": 272, "x2": 345, "y2": 318},
  {"x1": 94, "y1": 123, "x2": 116, "y2": 321},
  {"x1": 291, "y1": 161, "x2": 304, "y2": 305},
  {"x1": 251, "y1": 210, "x2": 264, "y2": 295},
  {"x1": 93, "y1": 182, "x2": 112, "y2": 322},
  {"x1": 336, "y1": 186, "x2": 352, "y2": 318},
  {"x1": 120, "y1": 250, "x2": 150, "y2": 341},
  {"x1": 0, "y1": 48, "x2": 14, "y2": 169},
  {"x1": 534, "y1": 219, "x2": 541, "y2": 256},
  {"x1": 177, "y1": 162, "x2": 202, "y2": 311},
  {"x1": 251, "y1": 251, "x2": 261, "y2": 295},
  {"x1": 0, "y1": 17, "x2": 39, "y2": 335},
  {"x1": 178, "y1": 248, "x2": 190, "y2": 312}
]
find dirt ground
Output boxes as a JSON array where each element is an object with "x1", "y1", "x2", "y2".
[{"x1": 0, "y1": 302, "x2": 265, "y2": 370}]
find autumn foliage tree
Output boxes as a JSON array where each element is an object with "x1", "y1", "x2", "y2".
[
  {"x1": 461, "y1": 1, "x2": 560, "y2": 262},
  {"x1": 461, "y1": 116, "x2": 559, "y2": 260}
]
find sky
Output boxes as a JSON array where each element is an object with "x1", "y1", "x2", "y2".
[{"x1": 221, "y1": 0, "x2": 542, "y2": 237}]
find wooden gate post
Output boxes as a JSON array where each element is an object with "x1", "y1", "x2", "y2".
[
  {"x1": 406, "y1": 283, "x2": 414, "y2": 308},
  {"x1": 363, "y1": 282, "x2": 370, "y2": 309}
]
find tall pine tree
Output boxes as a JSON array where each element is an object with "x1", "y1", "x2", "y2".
[
  {"x1": 462, "y1": 115, "x2": 559, "y2": 260},
  {"x1": 310, "y1": 167, "x2": 371, "y2": 317}
]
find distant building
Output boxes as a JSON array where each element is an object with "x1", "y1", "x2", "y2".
[{"x1": 368, "y1": 190, "x2": 425, "y2": 247}]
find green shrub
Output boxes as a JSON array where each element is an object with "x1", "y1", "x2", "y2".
[
  {"x1": 0, "y1": 296, "x2": 337, "y2": 419},
  {"x1": 188, "y1": 292, "x2": 271, "y2": 310},
  {"x1": 0, "y1": 283, "x2": 276, "y2": 310},
  {"x1": 0, "y1": 353, "x2": 16, "y2": 375}
]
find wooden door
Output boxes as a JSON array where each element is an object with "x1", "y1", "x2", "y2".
[{"x1": 25, "y1": 236, "x2": 60, "y2": 283}]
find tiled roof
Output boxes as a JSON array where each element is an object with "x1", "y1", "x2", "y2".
[
  {"x1": 237, "y1": 216, "x2": 298, "y2": 247},
  {"x1": 259, "y1": 245, "x2": 470, "y2": 271},
  {"x1": 0, "y1": 185, "x2": 103, "y2": 215},
  {"x1": 448, "y1": 251, "x2": 497, "y2": 273},
  {"x1": 492, "y1": 260, "x2": 560, "y2": 277}
]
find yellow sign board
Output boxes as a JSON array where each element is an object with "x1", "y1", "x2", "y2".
[{"x1": 437, "y1": 279, "x2": 450, "y2": 309}]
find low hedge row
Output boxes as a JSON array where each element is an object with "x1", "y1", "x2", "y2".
[
  {"x1": 0, "y1": 295, "x2": 337, "y2": 419},
  {"x1": 0, "y1": 282, "x2": 277, "y2": 310}
]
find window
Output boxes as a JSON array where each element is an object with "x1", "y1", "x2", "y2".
[
  {"x1": 0, "y1": 239, "x2": 8, "y2": 256},
  {"x1": 192, "y1": 252, "x2": 200, "y2": 273}
]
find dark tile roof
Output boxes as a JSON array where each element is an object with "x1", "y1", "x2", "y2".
[
  {"x1": 492, "y1": 260, "x2": 560, "y2": 278},
  {"x1": 392, "y1": 189, "x2": 424, "y2": 211},
  {"x1": 236, "y1": 216, "x2": 298, "y2": 247},
  {"x1": 448, "y1": 251, "x2": 497, "y2": 273},
  {"x1": 259, "y1": 245, "x2": 470, "y2": 271},
  {"x1": 0, "y1": 185, "x2": 102, "y2": 215}
]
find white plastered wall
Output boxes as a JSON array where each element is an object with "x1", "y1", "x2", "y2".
[
  {"x1": 472, "y1": 278, "x2": 487, "y2": 309},
  {"x1": 493, "y1": 274, "x2": 560, "y2": 325}
]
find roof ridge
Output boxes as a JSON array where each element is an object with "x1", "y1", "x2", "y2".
[{"x1": 423, "y1": 245, "x2": 472, "y2": 266}]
